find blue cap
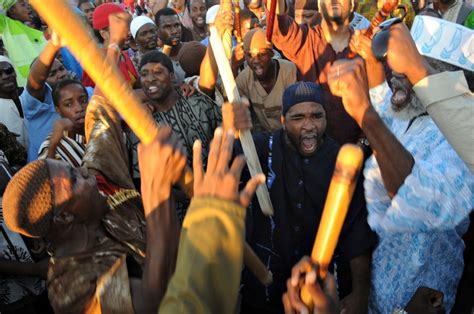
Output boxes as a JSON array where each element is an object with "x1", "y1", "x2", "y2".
[{"x1": 282, "y1": 82, "x2": 324, "y2": 116}]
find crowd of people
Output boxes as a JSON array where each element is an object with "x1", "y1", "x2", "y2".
[{"x1": 0, "y1": 0, "x2": 473, "y2": 313}]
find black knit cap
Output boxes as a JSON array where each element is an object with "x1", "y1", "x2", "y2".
[
  {"x1": 282, "y1": 82, "x2": 325, "y2": 116},
  {"x1": 2, "y1": 160, "x2": 55, "y2": 238}
]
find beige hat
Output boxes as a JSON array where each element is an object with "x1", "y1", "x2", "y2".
[{"x1": 243, "y1": 28, "x2": 272, "y2": 53}]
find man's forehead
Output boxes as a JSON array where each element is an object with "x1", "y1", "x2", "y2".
[
  {"x1": 287, "y1": 102, "x2": 324, "y2": 114},
  {"x1": 190, "y1": 0, "x2": 206, "y2": 7},
  {"x1": 0, "y1": 61, "x2": 12, "y2": 70},
  {"x1": 160, "y1": 15, "x2": 180, "y2": 25},
  {"x1": 141, "y1": 62, "x2": 168, "y2": 71}
]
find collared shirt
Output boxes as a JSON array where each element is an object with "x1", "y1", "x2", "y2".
[
  {"x1": 366, "y1": 81, "x2": 474, "y2": 312},
  {"x1": 20, "y1": 84, "x2": 59, "y2": 162},
  {"x1": 271, "y1": 14, "x2": 362, "y2": 145},
  {"x1": 238, "y1": 129, "x2": 377, "y2": 313},
  {"x1": 236, "y1": 59, "x2": 297, "y2": 132}
]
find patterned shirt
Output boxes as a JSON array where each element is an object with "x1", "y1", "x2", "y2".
[
  {"x1": 127, "y1": 91, "x2": 221, "y2": 179},
  {"x1": 365, "y1": 82, "x2": 474, "y2": 313}
]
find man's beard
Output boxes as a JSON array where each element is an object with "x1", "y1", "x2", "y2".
[
  {"x1": 322, "y1": 10, "x2": 344, "y2": 25},
  {"x1": 389, "y1": 89, "x2": 426, "y2": 121}
]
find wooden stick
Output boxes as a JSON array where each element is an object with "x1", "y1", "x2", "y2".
[
  {"x1": 300, "y1": 144, "x2": 364, "y2": 308},
  {"x1": 347, "y1": 0, "x2": 399, "y2": 58},
  {"x1": 244, "y1": 242, "x2": 273, "y2": 286},
  {"x1": 209, "y1": 26, "x2": 274, "y2": 216},
  {"x1": 266, "y1": 0, "x2": 277, "y2": 43},
  {"x1": 29, "y1": 0, "x2": 193, "y2": 196},
  {"x1": 234, "y1": 0, "x2": 243, "y2": 43}
]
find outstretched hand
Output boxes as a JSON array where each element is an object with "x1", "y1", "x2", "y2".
[
  {"x1": 282, "y1": 256, "x2": 339, "y2": 314},
  {"x1": 193, "y1": 127, "x2": 265, "y2": 207}
]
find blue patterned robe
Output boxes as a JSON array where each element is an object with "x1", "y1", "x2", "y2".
[{"x1": 366, "y1": 82, "x2": 474, "y2": 313}]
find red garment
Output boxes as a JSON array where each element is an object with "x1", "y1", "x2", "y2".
[
  {"x1": 82, "y1": 51, "x2": 138, "y2": 88},
  {"x1": 272, "y1": 15, "x2": 362, "y2": 145}
]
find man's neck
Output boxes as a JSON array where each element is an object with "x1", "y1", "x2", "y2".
[
  {"x1": 139, "y1": 46, "x2": 155, "y2": 54},
  {"x1": 150, "y1": 89, "x2": 178, "y2": 112},
  {"x1": 321, "y1": 18, "x2": 351, "y2": 53},
  {"x1": 257, "y1": 60, "x2": 277, "y2": 91},
  {"x1": 170, "y1": 42, "x2": 182, "y2": 58},
  {"x1": 52, "y1": 221, "x2": 107, "y2": 258},
  {"x1": 193, "y1": 23, "x2": 207, "y2": 33}
]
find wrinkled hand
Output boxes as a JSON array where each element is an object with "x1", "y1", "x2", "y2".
[
  {"x1": 383, "y1": 23, "x2": 432, "y2": 84},
  {"x1": 213, "y1": 11, "x2": 234, "y2": 38},
  {"x1": 327, "y1": 58, "x2": 372, "y2": 127},
  {"x1": 179, "y1": 82, "x2": 196, "y2": 97},
  {"x1": 138, "y1": 127, "x2": 186, "y2": 216},
  {"x1": 222, "y1": 97, "x2": 252, "y2": 134},
  {"x1": 349, "y1": 29, "x2": 378, "y2": 65},
  {"x1": 109, "y1": 11, "x2": 132, "y2": 46},
  {"x1": 193, "y1": 127, "x2": 265, "y2": 207},
  {"x1": 282, "y1": 257, "x2": 339, "y2": 314},
  {"x1": 405, "y1": 286, "x2": 445, "y2": 314},
  {"x1": 231, "y1": 42, "x2": 245, "y2": 69}
]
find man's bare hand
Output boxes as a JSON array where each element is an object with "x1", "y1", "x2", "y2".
[
  {"x1": 138, "y1": 127, "x2": 186, "y2": 216},
  {"x1": 222, "y1": 97, "x2": 252, "y2": 134},
  {"x1": 328, "y1": 58, "x2": 373, "y2": 127},
  {"x1": 109, "y1": 11, "x2": 132, "y2": 46},
  {"x1": 193, "y1": 127, "x2": 264, "y2": 207},
  {"x1": 282, "y1": 256, "x2": 339, "y2": 314}
]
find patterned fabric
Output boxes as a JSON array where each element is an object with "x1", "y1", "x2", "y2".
[
  {"x1": 127, "y1": 90, "x2": 221, "y2": 179},
  {"x1": 0, "y1": 123, "x2": 26, "y2": 167},
  {"x1": 37, "y1": 133, "x2": 86, "y2": 168},
  {"x1": 365, "y1": 81, "x2": 474, "y2": 313}
]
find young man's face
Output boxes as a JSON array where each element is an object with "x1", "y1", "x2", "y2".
[
  {"x1": 0, "y1": 62, "x2": 18, "y2": 96},
  {"x1": 245, "y1": 48, "x2": 273, "y2": 80},
  {"x1": 47, "y1": 60, "x2": 70, "y2": 88},
  {"x1": 282, "y1": 102, "x2": 326, "y2": 157},
  {"x1": 8, "y1": 0, "x2": 31, "y2": 23},
  {"x1": 189, "y1": 0, "x2": 207, "y2": 28},
  {"x1": 55, "y1": 83, "x2": 88, "y2": 135},
  {"x1": 140, "y1": 62, "x2": 174, "y2": 101},
  {"x1": 79, "y1": 2, "x2": 95, "y2": 25},
  {"x1": 136, "y1": 23, "x2": 158, "y2": 51},
  {"x1": 158, "y1": 15, "x2": 182, "y2": 46},
  {"x1": 295, "y1": 9, "x2": 321, "y2": 26},
  {"x1": 320, "y1": 0, "x2": 352, "y2": 25}
]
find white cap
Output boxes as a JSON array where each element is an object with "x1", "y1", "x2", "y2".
[
  {"x1": 0, "y1": 55, "x2": 13, "y2": 66},
  {"x1": 411, "y1": 15, "x2": 474, "y2": 71},
  {"x1": 130, "y1": 15, "x2": 156, "y2": 39},
  {"x1": 206, "y1": 5, "x2": 220, "y2": 25}
]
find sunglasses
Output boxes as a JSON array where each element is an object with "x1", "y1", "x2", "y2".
[
  {"x1": 371, "y1": 18, "x2": 403, "y2": 62},
  {"x1": 0, "y1": 66, "x2": 15, "y2": 76}
]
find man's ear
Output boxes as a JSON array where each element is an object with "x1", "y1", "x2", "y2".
[
  {"x1": 53, "y1": 210, "x2": 75, "y2": 225},
  {"x1": 99, "y1": 29, "x2": 109, "y2": 42},
  {"x1": 281, "y1": 115, "x2": 286, "y2": 129}
]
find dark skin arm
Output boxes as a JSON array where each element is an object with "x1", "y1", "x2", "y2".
[
  {"x1": 340, "y1": 252, "x2": 372, "y2": 313},
  {"x1": 26, "y1": 41, "x2": 61, "y2": 102},
  {"x1": 198, "y1": 11, "x2": 234, "y2": 96},
  {"x1": 328, "y1": 58, "x2": 413, "y2": 198},
  {"x1": 130, "y1": 127, "x2": 185, "y2": 314}
]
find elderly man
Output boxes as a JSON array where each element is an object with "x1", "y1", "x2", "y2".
[
  {"x1": 327, "y1": 21, "x2": 474, "y2": 312},
  {"x1": 267, "y1": 0, "x2": 366, "y2": 146},
  {"x1": 236, "y1": 28, "x2": 297, "y2": 132},
  {"x1": 233, "y1": 82, "x2": 377, "y2": 313},
  {"x1": 3, "y1": 92, "x2": 184, "y2": 313},
  {"x1": 130, "y1": 15, "x2": 158, "y2": 70}
]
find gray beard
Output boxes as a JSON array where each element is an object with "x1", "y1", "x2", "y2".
[{"x1": 389, "y1": 92, "x2": 427, "y2": 121}]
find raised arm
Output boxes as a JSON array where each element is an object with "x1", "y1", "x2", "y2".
[{"x1": 26, "y1": 40, "x2": 61, "y2": 101}]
